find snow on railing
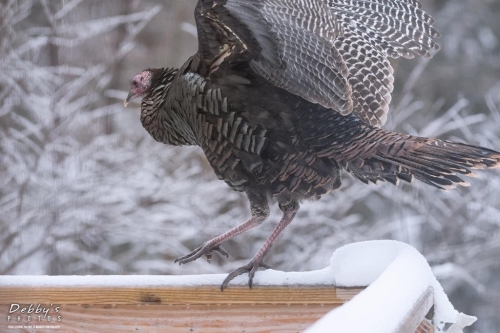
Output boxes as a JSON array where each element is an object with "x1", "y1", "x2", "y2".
[
  {"x1": 305, "y1": 241, "x2": 477, "y2": 333},
  {"x1": 0, "y1": 241, "x2": 476, "y2": 332}
]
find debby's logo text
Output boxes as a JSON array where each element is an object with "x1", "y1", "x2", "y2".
[{"x1": 6, "y1": 303, "x2": 62, "y2": 323}]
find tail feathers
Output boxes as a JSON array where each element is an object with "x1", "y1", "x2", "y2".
[{"x1": 341, "y1": 135, "x2": 500, "y2": 190}]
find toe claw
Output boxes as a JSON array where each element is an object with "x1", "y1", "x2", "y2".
[
  {"x1": 174, "y1": 245, "x2": 203, "y2": 265},
  {"x1": 260, "y1": 262, "x2": 272, "y2": 269},
  {"x1": 215, "y1": 246, "x2": 229, "y2": 258},
  {"x1": 175, "y1": 243, "x2": 230, "y2": 266},
  {"x1": 220, "y1": 259, "x2": 269, "y2": 290},
  {"x1": 221, "y1": 268, "x2": 244, "y2": 291}
]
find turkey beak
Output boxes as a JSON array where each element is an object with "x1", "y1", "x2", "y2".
[{"x1": 124, "y1": 92, "x2": 135, "y2": 107}]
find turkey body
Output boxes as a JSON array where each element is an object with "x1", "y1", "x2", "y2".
[
  {"x1": 145, "y1": 60, "x2": 349, "y2": 203},
  {"x1": 127, "y1": 0, "x2": 500, "y2": 290}
]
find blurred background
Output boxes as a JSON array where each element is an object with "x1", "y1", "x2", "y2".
[{"x1": 1, "y1": 0, "x2": 500, "y2": 331}]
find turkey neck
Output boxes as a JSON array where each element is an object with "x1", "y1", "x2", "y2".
[{"x1": 140, "y1": 65, "x2": 198, "y2": 146}]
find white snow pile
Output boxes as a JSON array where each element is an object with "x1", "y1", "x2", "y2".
[
  {"x1": 0, "y1": 241, "x2": 476, "y2": 332},
  {"x1": 305, "y1": 240, "x2": 477, "y2": 333}
]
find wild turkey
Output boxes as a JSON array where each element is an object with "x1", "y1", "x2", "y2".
[{"x1": 125, "y1": 0, "x2": 500, "y2": 290}]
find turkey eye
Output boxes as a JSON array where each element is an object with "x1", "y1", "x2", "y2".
[{"x1": 140, "y1": 77, "x2": 143, "y2": 82}]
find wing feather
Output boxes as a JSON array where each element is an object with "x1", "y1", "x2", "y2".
[
  {"x1": 327, "y1": 0, "x2": 441, "y2": 126},
  {"x1": 194, "y1": 0, "x2": 440, "y2": 127},
  {"x1": 195, "y1": 0, "x2": 353, "y2": 113}
]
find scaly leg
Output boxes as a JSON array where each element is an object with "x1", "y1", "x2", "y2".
[
  {"x1": 175, "y1": 191, "x2": 270, "y2": 265},
  {"x1": 221, "y1": 201, "x2": 299, "y2": 291}
]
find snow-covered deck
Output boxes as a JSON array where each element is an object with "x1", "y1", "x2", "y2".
[{"x1": 0, "y1": 241, "x2": 476, "y2": 333}]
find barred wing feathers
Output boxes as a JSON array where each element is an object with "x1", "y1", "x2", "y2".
[
  {"x1": 328, "y1": 0, "x2": 441, "y2": 126},
  {"x1": 195, "y1": 0, "x2": 440, "y2": 127}
]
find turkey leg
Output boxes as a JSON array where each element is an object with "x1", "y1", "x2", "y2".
[
  {"x1": 174, "y1": 191, "x2": 269, "y2": 265},
  {"x1": 221, "y1": 201, "x2": 299, "y2": 290}
]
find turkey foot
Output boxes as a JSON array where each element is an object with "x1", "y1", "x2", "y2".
[
  {"x1": 221, "y1": 258, "x2": 271, "y2": 291},
  {"x1": 175, "y1": 242, "x2": 229, "y2": 265}
]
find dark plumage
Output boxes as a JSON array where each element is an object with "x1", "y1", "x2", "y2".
[{"x1": 125, "y1": 0, "x2": 500, "y2": 290}]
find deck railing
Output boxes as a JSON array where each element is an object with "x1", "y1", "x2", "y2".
[{"x1": 0, "y1": 274, "x2": 432, "y2": 333}]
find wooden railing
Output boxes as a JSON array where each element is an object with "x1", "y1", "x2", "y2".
[{"x1": 0, "y1": 275, "x2": 433, "y2": 333}]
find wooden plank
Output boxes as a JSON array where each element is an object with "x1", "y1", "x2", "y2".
[
  {"x1": 396, "y1": 286, "x2": 434, "y2": 333},
  {"x1": 1, "y1": 303, "x2": 341, "y2": 333},
  {"x1": 0, "y1": 286, "x2": 362, "y2": 305},
  {"x1": 0, "y1": 285, "x2": 362, "y2": 333},
  {"x1": 0, "y1": 276, "x2": 437, "y2": 333},
  {"x1": 415, "y1": 319, "x2": 434, "y2": 333}
]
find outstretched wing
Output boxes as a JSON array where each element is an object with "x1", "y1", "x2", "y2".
[
  {"x1": 194, "y1": 0, "x2": 353, "y2": 115},
  {"x1": 194, "y1": 0, "x2": 440, "y2": 127},
  {"x1": 328, "y1": 0, "x2": 441, "y2": 126}
]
